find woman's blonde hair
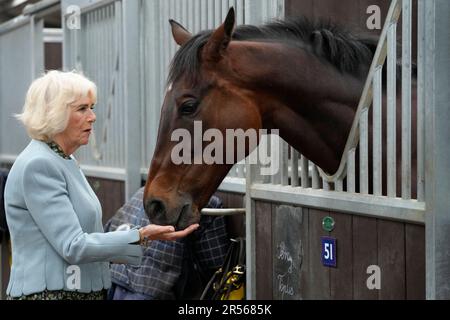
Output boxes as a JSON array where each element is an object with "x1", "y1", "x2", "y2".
[{"x1": 16, "y1": 70, "x2": 97, "y2": 141}]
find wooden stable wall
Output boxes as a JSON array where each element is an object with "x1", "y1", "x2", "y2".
[
  {"x1": 86, "y1": 177, "x2": 125, "y2": 225},
  {"x1": 254, "y1": 200, "x2": 425, "y2": 300}
]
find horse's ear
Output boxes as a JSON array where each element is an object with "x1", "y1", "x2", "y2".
[
  {"x1": 202, "y1": 7, "x2": 235, "y2": 62},
  {"x1": 169, "y1": 19, "x2": 192, "y2": 46}
]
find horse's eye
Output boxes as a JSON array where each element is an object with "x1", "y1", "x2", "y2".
[{"x1": 180, "y1": 101, "x2": 199, "y2": 115}]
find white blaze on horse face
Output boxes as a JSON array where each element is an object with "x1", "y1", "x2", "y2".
[{"x1": 167, "y1": 82, "x2": 173, "y2": 93}]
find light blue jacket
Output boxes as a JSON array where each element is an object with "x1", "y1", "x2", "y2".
[{"x1": 4, "y1": 140, "x2": 143, "y2": 297}]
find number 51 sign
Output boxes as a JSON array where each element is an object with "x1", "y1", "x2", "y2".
[{"x1": 321, "y1": 237, "x2": 337, "y2": 267}]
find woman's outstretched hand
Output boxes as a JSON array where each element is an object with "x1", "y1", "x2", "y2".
[{"x1": 138, "y1": 223, "x2": 199, "y2": 242}]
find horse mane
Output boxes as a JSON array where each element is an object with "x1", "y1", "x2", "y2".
[{"x1": 168, "y1": 17, "x2": 377, "y2": 85}]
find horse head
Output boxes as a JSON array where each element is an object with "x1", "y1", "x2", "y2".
[
  {"x1": 144, "y1": 8, "x2": 263, "y2": 230},
  {"x1": 143, "y1": 7, "x2": 384, "y2": 229}
]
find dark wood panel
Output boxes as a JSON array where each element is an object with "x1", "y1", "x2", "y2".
[
  {"x1": 305, "y1": 209, "x2": 330, "y2": 299},
  {"x1": 352, "y1": 216, "x2": 379, "y2": 299},
  {"x1": 45, "y1": 42, "x2": 62, "y2": 71},
  {"x1": 329, "y1": 212, "x2": 353, "y2": 299},
  {"x1": 356, "y1": 0, "x2": 391, "y2": 34},
  {"x1": 224, "y1": 192, "x2": 245, "y2": 239},
  {"x1": 208, "y1": 191, "x2": 245, "y2": 239},
  {"x1": 285, "y1": 0, "x2": 314, "y2": 18},
  {"x1": 255, "y1": 201, "x2": 273, "y2": 299},
  {"x1": 378, "y1": 220, "x2": 406, "y2": 299},
  {"x1": 312, "y1": 0, "x2": 363, "y2": 30},
  {"x1": 405, "y1": 224, "x2": 425, "y2": 299},
  {"x1": 297, "y1": 207, "x2": 309, "y2": 300},
  {"x1": 214, "y1": 191, "x2": 228, "y2": 206},
  {"x1": 86, "y1": 177, "x2": 125, "y2": 225},
  {"x1": 286, "y1": 0, "x2": 388, "y2": 32},
  {"x1": 1, "y1": 235, "x2": 11, "y2": 299}
]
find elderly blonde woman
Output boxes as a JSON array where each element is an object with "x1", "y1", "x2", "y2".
[{"x1": 4, "y1": 70, "x2": 199, "y2": 300}]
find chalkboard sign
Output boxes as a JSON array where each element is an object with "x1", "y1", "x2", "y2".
[{"x1": 273, "y1": 205, "x2": 304, "y2": 300}]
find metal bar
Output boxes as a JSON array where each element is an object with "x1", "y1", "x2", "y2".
[
  {"x1": 251, "y1": 183, "x2": 425, "y2": 224},
  {"x1": 290, "y1": 147, "x2": 299, "y2": 187},
  {"x1": 417, "y1": 0, "x2": 425, "y2": 202},
  {"x1": 214, "y1": 0, "x2": 221, "y2": 26},
  {"x1": 207, "y1": 0, "x2": 214, "y2": 29},
  {"x1": 30, "y1": 15, "x2": 35, "y2": 79},
  {"x1": 201, "y1": 0, "x2": 208, "y2": 29},
  {"x1": 347, "y1": 148, "x2": 356, "y2": 193},
  {"x1": 322, "y1": 179, "x2": 330, "y2": 191},
  {"x1": 187, "y1": 0, "x2": 194, "y2": 31},
  {"x1": 122, "y1": 0, "x2": 141, "y2": 200},
  {"x1": 360, "y1": 108, "x2": 369, "y2": 194},
  {"x1": 335, "y1": 178, "x2": 343, "y2": 192},
  {"x1": 182, "y1": 0, "x2": 188, "y2": 26},
  {"x1": 138, "y1": 0, "x2": 147, "y2": 172},
  {"x1": 271, "y1": 136, "x2": 281, "y2": 185},
  {"x1": 301, "y1": 155, "x2": 309, "y2": 188},
  {"x1": 311, "y1": 164, "x2": 320, "y2": 189},
  {"x1": 245, "y1": 158, "x2": 256, "y2": 300},
  {"x1": 373, "y1": 66, "x2": 383, "y2": 196},
  {"x1": 23, "y1": 0, "x2": 60, "y2": 19},
  {"x1": 0, "y1": 15, "x2": 31, "y2": 35},
  {"x1": 222, "y1": 0, "x2": 228, "y2": 20},
  {"x1": 65, "y1": 0, "x2": 119, "y2": 16},
  {"x1": 280, "y1": 141, "x2": 289, "y2": 186},
  {"x1": 424, "y1": 0, "x2": 450, "y2": 300},
  {"x1": 402, "y1": 0, "x2": 412, "y2": 200},
  {"x1": 201, "y1": 208, "x2": 246, "y2": 216},
  {"x1": 319, "y1": 0, "x2": 402, "y2": 182},
  {"x1": 194, "y1": 0, "x2": 200, "y2": 32},
  {"x1": 236, "y1": 0, "x2": 245, "y2": 25},
  {"x1": 387, "y1": 21, "x2": 397, "y2": 198}
]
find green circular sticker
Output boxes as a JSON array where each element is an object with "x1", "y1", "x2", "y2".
[{"x1": 322, "y1": 216, "x2": 335, "y2": 232}]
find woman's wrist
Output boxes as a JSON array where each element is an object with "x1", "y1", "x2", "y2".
[{"x1": 138, "y1": 228, "x2": 149, "y2": 246}]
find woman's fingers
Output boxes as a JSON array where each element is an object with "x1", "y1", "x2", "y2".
[
  {"x1": 141, "y1": 223, "x2": 199, "y2": 241},
  {"x1": 161, "y1": 224, "x2": 200, "y2": 240},
  {"x1": 151, "y1": 225, "x2": 176, "y2": 235}
]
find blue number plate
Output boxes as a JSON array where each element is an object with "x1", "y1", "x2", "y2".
[{"x1": 321, "y1": 237, "x2": 337, "y2": 267}]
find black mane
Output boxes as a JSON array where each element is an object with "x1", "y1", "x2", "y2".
[{"x1": 168, "y1": 17, "x2": 376, "y2": 85}]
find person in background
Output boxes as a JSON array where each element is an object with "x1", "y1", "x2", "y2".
[{"x1": 4, "y1": 70, "x2": 199, "y2": 300}]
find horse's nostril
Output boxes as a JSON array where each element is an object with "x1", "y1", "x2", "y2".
[{"x1": 145, "y1": 199, "x2": 166, "y2": 219}]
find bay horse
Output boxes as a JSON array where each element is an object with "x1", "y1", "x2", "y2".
[{"x1": 143, "y1": 8, "x2": 417, "y2": 230}]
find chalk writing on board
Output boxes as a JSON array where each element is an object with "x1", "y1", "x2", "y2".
[
  {"x1": 276, "y1": 241, "x2": 294, "y2": 273},
  {"x1": 273, "y1": 206, "x2": 303, "y2": 300},
  {"x1": 277, "y1": 273, "x2": 295, "y2": 298}
]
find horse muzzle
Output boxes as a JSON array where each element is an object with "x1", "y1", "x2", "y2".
[{"x1": 144, "y1": 196, "x2": 199, "y2": 230}]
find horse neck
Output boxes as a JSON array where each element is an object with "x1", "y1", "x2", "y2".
[{"x1": 228, "y1": 41, "x2": 366, "y2": 174}]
